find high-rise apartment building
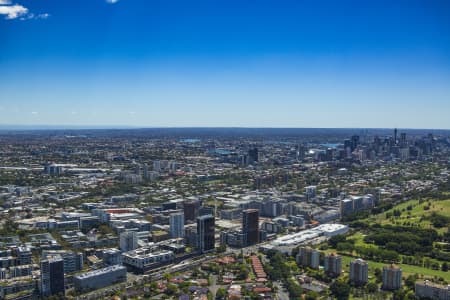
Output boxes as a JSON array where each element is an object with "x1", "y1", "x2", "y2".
[
  {"x1": 40, "y1": 255, "x2": 65, "y2": 296},
  {"x1": 324, "y1": 253, "x2": 342, "y2": 277},
  {"x1": 170, "y1": 212, "x2": 185, "y2": 238},
  {"x1": 242, "y1": 209, "x2": 259, "y2": 246},
  {"x1": 349, "y1": 259, "x2": 369, "y2": 285},
  {"x1": 197, "y1": 214, "x2": 215, "y2": 253},
  {"x1": 382, "y1": 264, "x2": 402, "y2": 290}
]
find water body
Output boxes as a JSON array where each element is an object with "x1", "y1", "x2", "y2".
[
  {"x1": 320, "y1": 143, "x2": 342, "y2": 148},
  {"x1": 215, "y1": 149, "x2": 231, "y2": 155},
  {"x1": 180, "y1": 138, "x2": 201, "y2": 143}
]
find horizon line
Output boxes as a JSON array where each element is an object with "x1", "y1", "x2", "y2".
[{"x1": 0, "y1": 124, "x2": 450, "y2": 131}]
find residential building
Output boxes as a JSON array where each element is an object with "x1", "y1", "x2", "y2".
[
  {"x1": 415, "y1": 280, "x2": 450, "y2": 300},
  {"x1": 122, "y1": 248, "x2": 174, "y2": 273},
  {"x1": 324, "y1": 253, "x2": 342, "y2": 277},
  {"x1": 349, "y1": 259, "x2": 368, "y2": 286},
  {"x1": 242, "y1": 209, "x2": 259, "y2": 246},
  {"x1": 42, "y1": 250, "x2": 83, "y2": 274},
  {"x1": 103, "y1": 248, "x2": 123, "y2": 266},
  {"x1": 73, "y1": 265, "x2": 127, "y2": 292},
  {"x1": 40, "y1": 255, "x2": 65, "y2": 296},
  {"x1": 169, "y1": 212, "x2": 185, "y2": 238},
  {"x1": 296, "y1": 247, "x2": 320, "y2": 269},
  {"x1": 119, "y1": 231, "x2": 138, "y2": 252},
  {"x1": 382, "y1": 264, "x2": 402, "y2": 290}
]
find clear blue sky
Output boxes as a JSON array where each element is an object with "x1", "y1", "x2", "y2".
[{"x1": 1, "y1": 0, "x2": 450, "y2": 128}]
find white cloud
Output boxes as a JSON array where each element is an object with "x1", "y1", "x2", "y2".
[
  {"x1": 19, "y1": 12, "x2": 50, "y2": 20},
  {"x1": 36, "y1": 13, "x2": 49, "y2": 19},
  {"x1": 0, "y1": 1, "x2": 49, "y2": 20},
  {"x1": 106, "y1": 0, "x2": 119, "y2": 4},
  {"x1": 31, "y1": 111, "x2": 38, "y2": 115},
  {"x1": 0, "y1": 4, "x2": 28, "y2": 19}
]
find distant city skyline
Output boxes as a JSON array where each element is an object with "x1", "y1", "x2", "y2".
[{"x1": 1, "y1": 0, "x2": 450, "y2": 129}]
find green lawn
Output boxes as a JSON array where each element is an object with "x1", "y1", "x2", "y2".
[
  {"x1": 337, "y1": 254, "x2": 450, "y2": 281},
  {"x1": 366, "y1": 198, "x2": 450, "y2": 234}
]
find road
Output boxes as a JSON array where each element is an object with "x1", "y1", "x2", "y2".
[{"x1": 274, "y1": 281, "x2": 290, "y2": 300}]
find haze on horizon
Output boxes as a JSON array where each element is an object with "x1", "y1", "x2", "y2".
[{"x1": 1, "y1": 0, "x2": 450, "y2": 129}]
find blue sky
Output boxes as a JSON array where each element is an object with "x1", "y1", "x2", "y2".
[{"x1": 1, "y1": 0, "x2": 450, "y2": 128}]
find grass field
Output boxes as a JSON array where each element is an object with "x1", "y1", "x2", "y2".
[
  {"x1": 324, "y1": 247, "x2": 450, "y2": 281},
  {"x1": 338, "y1": 254, "x2": 450, "y2": 281},
  {"x1": 366, "y1": 198, "x2": 450, "y2": 234}
]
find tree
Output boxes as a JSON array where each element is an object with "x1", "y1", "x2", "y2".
[
  {"x1": 330, "y1": 280, "x2": 351, "y2": 300},
  {"x1": 215, "y1": 287, "x2": 227, "y2": 300},
  {"x1": 442, "y1": 262, "x2": 449, "y2": 272},
  {"x1": 216, "y1": 244, "x2": 227, "y2": 253},
  {"x1": 286, "y1": 279, "x2": 302, "y2": 298},
  {"x1": 329, "y1": 235, "x2": 347, "y2": 248},
  {"x1": 366, "y1": 282, "x2": 378, "y2": 293},
  {"x1": 305, "y1": 291, "x2": 319, "y2": 300},
  {"x1": 405, "y1": 274, "x2": 418, "y2": 290},
  {"x1": 166, "y1": 283, "x2": 178, "y2": 295},
  {"x1": 374, "y1": 268, "x2": 382, "y2": 283}
]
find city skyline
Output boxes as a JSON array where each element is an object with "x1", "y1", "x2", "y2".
[{"x1": 1, "y1": 0, "x2": 450, "y2": 128}]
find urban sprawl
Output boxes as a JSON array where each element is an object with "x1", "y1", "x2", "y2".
[{"x1": 0, "y1": 128, "x2": 449, "y2": 300}]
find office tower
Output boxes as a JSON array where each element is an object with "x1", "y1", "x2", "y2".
[
  {"x1": 296, "y1": 247, "x2": 320, "y2": 269},
  {"x1": 324, "y1": 253, "x2": 342, "y2": 277},
  {"x1": 248, "y1": 147, "x2": 259, "y2": 163},
  {"x1": 197, "y1": 214, "x2": 215, "y2": 253},
  {"x1": 199, "y1": 206, "x2": 215, "y2": 217},
  {"x1": 351, "y1": 135, "x2": 360, "y2": 151},
  {"x1": 134, "y1": 164, "x2": 140, "y2": 175},
  {"x1": 394, "y1": 128, "x2": 398, "y2": 145},
  {"x1": 119, "y1": 231, "x2": 138, "y2": 252},
  {"x1": 153, "y1": 160, "x2": 161, "y2": 172},
  {"x1": 162, "y1": 201, "x2": 177, "y2": 210},
  {"x1": 400, "y1": 132, "x2": 407, "y2": 148},
  {"x1": 325, "y1": 148, "x2": 333, "y2": 161},
  {"x1": 170, "y1": 212, "x2": 185, "y2": 238},
  {"x1": 142, "y1": 164, "x2": 149, "y2": 179},
  {"x1": 242, "y1": 209, "x2": 259, "y2": 246},
  {"x1": 184, "y1": 200, "x2": 200, "y2": 223},
  {"x1": 297, "y1": 144, "x2": 306, "y2": 161},
  {"x1": 382, "y1": 264, "x2": 402, "y2": 290},
  {"x1": 305, "y1": 186, "x2": 317, "y2": 201},
  {"x1": 40, "y1": 255, "x2": 65, "y2": 296},
  {"x1": 340, "y1": 199, "x2": 354, "y2": 216},
  {"x1": 349, "y1": 259, "x2": 369, "y2": 285}
]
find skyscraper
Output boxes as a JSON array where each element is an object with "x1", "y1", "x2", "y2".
[
  {"x1": 170, "y1": 212, "x2": 185, "y2": 238},
  {"x1": 382, "y1": 264, "x2": 402, "y2": 290},
  {"x1": 40, "y1": 255, "x2": 65, "y2": 296},
  {"x1": 248, "y1": 147, "x2": 259, "y2": 164},
  {"x1": 349, "y1": 258, "x2": 369, "y2": 286},
  {"x1": 400, "y1": 132, "x2": 407, "y2": 148},
  {"x1": 394, "y1": 128, "x2": 398, "y2": 145},
  {"x1": 197, "y1": 214, "x2": 215, "y2": 253},
  {"x1": 119, "y1": 231, "x2": 138, "y2": 252},
  {"x1": 242, "y1": 209, "x2": 259, "y2": 246}
]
